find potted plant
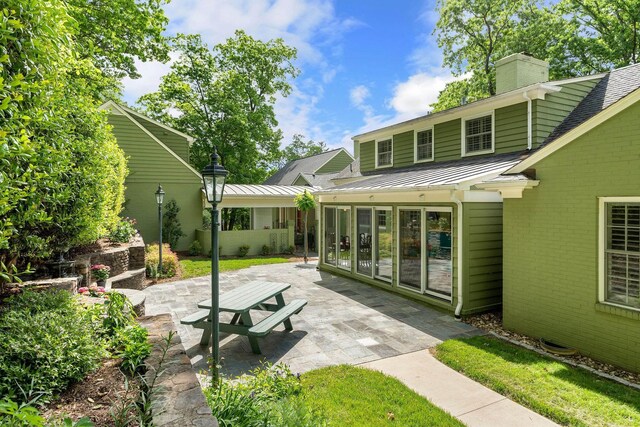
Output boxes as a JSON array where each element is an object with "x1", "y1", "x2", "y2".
[{"x1": 91, "y1": 264, "x2": 110, "y2": 286}]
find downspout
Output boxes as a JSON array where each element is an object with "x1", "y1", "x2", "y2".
[
  {"x1": 451, "y1": 190, "x2": 464, "y2": 319},
  {"x1": 523, "y1": 91, "x2": 533, "y2": 150}
]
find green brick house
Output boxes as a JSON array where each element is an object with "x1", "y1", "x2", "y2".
[
  {"x1": 100, "y1": 101, "x2": 203, "y2": 251},
  {"x1": 317, "y1": 54, "x2": 640, "y2": 371},
  {"x1": 483, "y1": 64, "x2": 640, "y2": 372}
]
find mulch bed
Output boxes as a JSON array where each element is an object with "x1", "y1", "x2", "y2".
[
  {"x1": 41, "y1": 358, "x2": 140, "y2": 426},
  {"x1": 463, "y1": 311, "x2": 640, "y2": 386}
]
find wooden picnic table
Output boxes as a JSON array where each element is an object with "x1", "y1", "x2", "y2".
[{"x1": 180, "y1": 280, "x2": 307, "y2": 354}]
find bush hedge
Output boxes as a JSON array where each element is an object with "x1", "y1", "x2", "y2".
[{"x1": 145, "y1": 243, "x2": 179, "y2": 278}]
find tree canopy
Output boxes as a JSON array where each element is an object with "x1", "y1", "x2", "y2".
[
  {"x1": 431, "y1": 0, "x2": 640, "y2": 111},
  {"x1": 139, "y1": 31, "x2": 299, "y2": 184},
  {"x1": 278, "y1": 134, "x2": 328, "y2": 168}
]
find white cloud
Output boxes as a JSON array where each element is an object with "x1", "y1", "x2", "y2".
[
  {"x1": 121, "y1": 56, "x2": 175, "y2": 104},
  {"x1": 349, "y1": 85, "x2": 370, "y2": 107},
  {"x1": 389, "y1": 73, "x2": 458, "y2": 116}
]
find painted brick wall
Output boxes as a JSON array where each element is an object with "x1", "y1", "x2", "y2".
[{"x1": 503, "y1": 100, "x2": 640, "y2": 372}]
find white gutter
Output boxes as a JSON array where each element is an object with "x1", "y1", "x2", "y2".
[
  {"x1": 523, "y1": 91, "x2": 533, "y2": 150},
  {"x1": 451, "y1": 190, "x2": 464, "y2": 318}
]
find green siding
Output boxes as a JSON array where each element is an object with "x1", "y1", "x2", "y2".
[
  {"x1": 463, "y1": 203, "x2": 503, "y2": 313},
  {"x1": 434, "y1": 119, "x2": 461, "y2": 161},
  {"x1": 392, "y1": 130, "x2": 414, "y2": 167},
  {"x1": 503, "y1": 101, "x2": 640, "y2": 372},
  {"x1": 292, "y1": 175, "x2": 310, "y2": 186},
  {"x1": 109, "y1": 114, "x2": 202, "y2": 251},
  {"x1": 316, "y1": 150, "x2": 354, "y2": 174},
  {"x1": 495, "y1": 103, "x2": 528, "y2": 153},
  {"x1": 133, "y1": 115, "x2": 191, "y2": 164},
  {"x1": 360, "y1": 140, "x2": 375, "y2": 172},
  {"x1": 532, "y1": 79, "x2": 600, "y2": 147}
]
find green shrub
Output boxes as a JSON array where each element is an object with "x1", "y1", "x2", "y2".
[
  {"x1": 0, "y1": 290, "x2": 107, "y2": 403},
  {"x1": 188, "y1": 240, "x2": 203, "y2": 256},
  {"x1": 114, "y1": 325, "x2": 151, "y2": 375},
  {"x1": 238, "y1": 245, "x2": 250, "y2": 257},
  {"x1": 102, "y1": 292, "x2": 135, "y2": 337},
  {"x1": 261, "y1": 245, "x2": 271, "y2": 256},
  {"x1": 204, "y1": 362, "x2": 310, "y2": 427},
  {"x1": 163, "y1": 200, "x2": 185, "y2": 250},
  {"x1": 284, "y1": 245, "x2": 296, "y2": 255},
  {"x1": 108, "y1": 217, "x2": 137, "y2": 244},
  {"x1": 145, "y1": 243, "x2": 179, "y2": 278}
]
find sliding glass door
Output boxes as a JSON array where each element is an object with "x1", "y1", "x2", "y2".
[
  {"x1": 356, "y1": 208, "x2": 372, "y2": 276},
  {"x1": 375, "y1": 209, "x2": 393, "y2": 281},
  {"x1": 324, "y1": 206, "x2": 351, "y2": 270},
  {"x1": 398, "y1": 207, "x2": 453, "y2": 299}
]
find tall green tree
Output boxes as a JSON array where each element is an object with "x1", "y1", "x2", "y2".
[
  {"x1": 559, "y1": 0, "x2": 640, "y2": 71},
  {"x1": 139, "y1": 31, "x2": 299, "y2": 184},
  {"x1": 0, "y1": 0, "x2": 127, "y2": 268},
  {"x1": 67, "y1": 0, "x2": 170, "y2": 84}
]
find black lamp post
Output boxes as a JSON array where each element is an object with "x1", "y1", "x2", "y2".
[
  {"x1": 155, "y1": 184, "x2": 165, "y2": 276},
  {"x1": 201, "y1": 147, "x2": 228, "y2": 382}
]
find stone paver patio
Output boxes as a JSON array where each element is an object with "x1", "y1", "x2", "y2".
[{"x1": 143, "y1": 261, "x2": 481, "y2": 377}]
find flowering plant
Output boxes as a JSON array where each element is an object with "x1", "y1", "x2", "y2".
[
  {"x1": 91, "y1": 264, "x2": 111, "y2": 281},
  {"x1": 78, "y1": 285, "x2": 107, "y2": 298}
]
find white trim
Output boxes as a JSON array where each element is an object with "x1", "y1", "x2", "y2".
[
  {"x1": 509, "y1": 88, "x2": 640, "y2": 173},
  {"x1": 414, "y1": 127, "x2": 435, "y2": 163},
  {"x1": 375, "y1": 137, "x2": 394, "y2": 169},
  {"x1": 100, "y1": 101, "x2": 195, "y2": 143},
  {"x1": 549, "y1": 73, "x2": 607, "y2": 86},
  {"x1": 337, "y1": 206, "x2": 352, "y2": 272},
  {"x1": 353, "y1": 83, "x2": 561, "y2": 143},
  {"x1": 598, "y1": 197, "x2": 640, "y2": 309},
  {"x1": 461, "y1": 111, "x2": 495, "y2": 157},
  {"x1": 102, "y1": 101, "x2": 203, "y2": 180},
  {"x1": 373, "y1": 207, "x2": 393, "y2": 283},
  {"x1": 292, "y1": 173, "x2": 312, "y2": 186},
  {"x1": 474, "y1": 179, "x2": 540, "y2": 199}
]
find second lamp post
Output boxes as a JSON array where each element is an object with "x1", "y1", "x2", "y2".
[{"x1": 155, "y1": 184, "x2": 165, "y2": 275}]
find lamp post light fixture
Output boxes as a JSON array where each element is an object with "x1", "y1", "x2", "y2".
[
  {"x1": 155, "y1": 184, "x2": 165, "y2": 276},
  {"x1": 201, "y1": 147, "x2": 228, "y2": 383}
]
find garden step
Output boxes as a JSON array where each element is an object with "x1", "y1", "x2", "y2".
[
  {"x1": 107, "y1": 268, "x2": 146, "y2": 291},
  {"x1": 111, "y1": 288, "x2": 146, "y2": 317}
]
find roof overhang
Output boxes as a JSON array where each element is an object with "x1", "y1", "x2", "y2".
[
  {"x1": 352, "y1": 83, "x2": 562, "y2": 142},
  {"x1": 202, "y1": 185, "x2": 314, "y2": 208},
  {"x1": 474, "y1": 178, "x2": 540, "y2": 198}
]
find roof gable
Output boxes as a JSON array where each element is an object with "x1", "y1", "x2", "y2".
[
  {"x1": 263, "y1": 148, "x2": 354, "y2": 186},
  {"x1": 100, "y1": 101, "x2": 202, "y2": 180}
]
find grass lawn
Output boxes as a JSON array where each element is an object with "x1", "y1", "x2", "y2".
[
  {"x1": 301, "y1": 365, "x2": 463, "y2": 427},
  {"x1": 435, "y1": 336, "x2": 640, "y2": 426},
  {"x1": 179, "y1": 256, "x2": 292, "y2": 279}
]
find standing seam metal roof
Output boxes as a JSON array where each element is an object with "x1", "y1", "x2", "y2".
[
  {"x1": 222, "y1": 184, "x2": 313, "y2": 197},
  {"x1": 321, "y1": 152, "x2": 524, "y2": 192}
]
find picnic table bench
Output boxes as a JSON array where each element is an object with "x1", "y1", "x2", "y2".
[{"x1": 180, "y1": 280, "x2": 307, "y2": 354}]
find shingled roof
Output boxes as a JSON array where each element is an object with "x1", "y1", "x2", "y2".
[
  {"x1": 263, "y1": 148, "x2": 349, "y2": 186},
  {"x1": 543, "y1": 63, "x2": 640, "y2": 147}
]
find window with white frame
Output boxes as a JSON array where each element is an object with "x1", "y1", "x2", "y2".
[
  {"x1": 463, "y1": 114, "x2": 493, "y2": 155},
  {"x1": 415, "y1": 129, "x2": 433, "y2": 162},
  {"x1": 376, "y1": 138, "x2": 392, "y2": 167},
  {"x1": 602, "y1": 201, "x2": 640, "y2": 309}
]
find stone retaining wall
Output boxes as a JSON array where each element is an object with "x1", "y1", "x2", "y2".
[
  {"x1": 139, "y1": 314, "x2": 218, "y2": 427},
  {"x1": 129, "y1": 235, "x2": 146, "y2": 269}
]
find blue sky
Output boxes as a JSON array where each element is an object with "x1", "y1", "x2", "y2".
[{"x1": 122, "y1": 0, "x2": 461, "y2": 153}]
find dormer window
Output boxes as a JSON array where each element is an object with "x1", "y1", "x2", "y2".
[
  {"x1": 376, "y1": 138, "x2": 393, "y2": 168},
  {"x1": 462, "y1": 112, "x2": 494, "y2": 156},
  {"x1": 415, "y1": 128, "x2": 434, "y2": 162}
]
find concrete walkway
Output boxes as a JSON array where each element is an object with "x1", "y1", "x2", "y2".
[{"x1": 362, "y1": 350, "x2": 559, "y2": 427}]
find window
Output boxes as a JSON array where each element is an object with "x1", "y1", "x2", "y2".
[
  {"x1": 324, "y1": 207, "x2": 351, "y2": 270},
  {"x1": 376, "y1": 138, "x2": 392, "y2": 168},
  {"x1": 463, "y1": 113, "x2": 493, "y2": 155},
  {"x1": 415, "y1": 129, "x2": 433, "y2": 162},
  {"x1": 601, "y1": 200, "x2": 640, "y2": 309}
]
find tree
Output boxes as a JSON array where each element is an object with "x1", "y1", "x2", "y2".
[
  {"x1": 0, "y1": 0, "x2": 127, "y2": 269},
  {"x1": 559, "y1": 0, "x2": 640, "y2": 71},
  {"x1": 432, "y1": 0, "x2": 579, "y2": 110},
  {"x1": 67, "y1": 0, "x2": 170, "y2": 81},
  {"x1": 139, "y1": 31, "x2": 299, "y2": 184},
  {"x1": 278, "y1": 134, "x2": 328, "y2": 168},
  {"x1": 294, "y1": 190, "x2": 316, "y2": 264}
]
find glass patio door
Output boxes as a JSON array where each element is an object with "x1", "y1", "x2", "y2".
[
  {"x1": 398, "y1": 207, "x2": 453, "y2": 299},
  {"x1": 337, "y1": 207, "x2": 351, "y2": 270}
]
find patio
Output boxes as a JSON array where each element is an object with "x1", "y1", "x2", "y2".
[{"x1": 143, "y1": 262, "x2": 481, "y2": 377}]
